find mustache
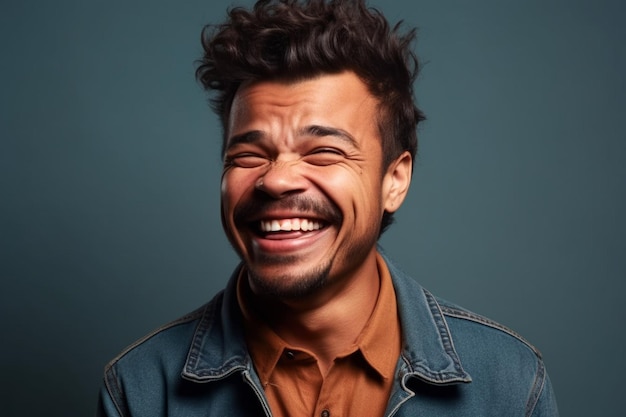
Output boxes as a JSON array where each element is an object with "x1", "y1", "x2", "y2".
[{"x1": 234, "y1": 194, "x2": 343, "y2": 225}]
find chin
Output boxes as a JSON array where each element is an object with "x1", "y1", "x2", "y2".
[{"x1": 247, "y1": 262, "x2": 332, "y2": 299}]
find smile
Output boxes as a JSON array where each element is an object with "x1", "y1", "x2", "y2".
[{"x1": 259, "y1": 218, "x2": 323, "y2": 232}]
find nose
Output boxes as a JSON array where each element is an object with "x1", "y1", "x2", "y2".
[{"x1": 255, "y1": 160, "x2": 309, "y2": 198}]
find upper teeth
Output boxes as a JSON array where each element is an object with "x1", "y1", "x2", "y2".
[{"x1": 260, "y1": 218, "x2": 322, "y2": 232}]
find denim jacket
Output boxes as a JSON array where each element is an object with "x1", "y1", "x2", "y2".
[{"x1": 97, "y1": 255, "x2": 558, "y2": 416}]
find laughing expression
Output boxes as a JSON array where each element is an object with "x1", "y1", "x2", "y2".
[{"x1": 221, "y1": 71, "x2": 409, "y2": 299}]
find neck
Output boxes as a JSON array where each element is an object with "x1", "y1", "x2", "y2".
[{"x1": 248, "y1": 252, "x2": 381, "y2": 373}]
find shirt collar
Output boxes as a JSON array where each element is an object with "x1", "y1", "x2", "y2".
[{"x1": 236, "y1": 252, "x2": 401, "y2": 382}]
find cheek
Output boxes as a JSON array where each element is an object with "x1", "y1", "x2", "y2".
[
  {"x1": 220, "y1": 170, "x2": 257, "y2": 250},
  {"x1": 312, "y1": 167, "x2": 382, "y2": 214},
  {"x1": 220, "y1": 170, "x2": 250, "y2": 221},
  {"x1": 221, "y1": 168, "x2": 256, "y2": 198},
  {"x1": 219, "y1": 175, "x2": 235, "y2": 234},
  {"x1": 220, "y1": 175, "x2": 234, "y2": 214}
]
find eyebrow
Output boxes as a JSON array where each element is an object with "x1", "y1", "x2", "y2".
[
  {"x1": 300, "y1": 125, "x2": 360, "y2": 149},
  {"x1": 226, "y1": 125, "x2": 360, "y2": 151},
  {"x1": 226, "y1": 130, "x2": 265, "y2": 149}
]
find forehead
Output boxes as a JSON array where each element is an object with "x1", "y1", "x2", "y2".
[{"x1": 227, "y1": 72, "x2": 379, "y2": 137}]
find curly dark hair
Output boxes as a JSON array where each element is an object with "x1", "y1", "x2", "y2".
[{"x1": 196, "y1": 0, "x2": 425, "y2": 234}]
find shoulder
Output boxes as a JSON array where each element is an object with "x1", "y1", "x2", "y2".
[
  {"x1": 433, "y1": 293, "x2": 550, "y2": 409},
  {"x1": 434, "y1": 294, "x2": 543, "y2": 361},
  {"x1": 385, "y1": 254, "x2": 542, "y2": 361},
  {"x1": 104, "y1": 291, "x2": 224, "y2": 376},
  {"x1": 434, "y1": 294, "x2": 555, "y2": 415},
  {"x1": 98, "y1": 293, "x2": 228, "y2": 416}
]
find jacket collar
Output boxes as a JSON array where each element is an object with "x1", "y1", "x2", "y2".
[
  {"x1": 381, "y1": 250, "x2": 472, "y2": 384},
  {"x1": 181, "y1": 264, "x2": 251, "y2": 382},
  {"x1": 181, "y1": 251, "x2": 471, "y2": 385}
]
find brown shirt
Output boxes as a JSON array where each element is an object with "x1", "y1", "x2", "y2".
[{"x1": 238, "y1": 253, "x2": 402, "y2": 417}]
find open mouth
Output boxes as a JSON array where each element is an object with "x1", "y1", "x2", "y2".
[
  {"x1": 234, "y1": 196, "x2": 341, "y2": 240},
  {"x1": 249, "y1": 217, "x2": 330, "y2": 248},
  {"x1": 259, "y1": 218, "x2": 324, "y2": 233},
  {"x1": 243, "y1": 217, "x2": 330, "y2": 256}
]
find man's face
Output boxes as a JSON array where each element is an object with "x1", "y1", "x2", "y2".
[{"x1": 221, "y1": 71, "x2": 410, "y2": 299}]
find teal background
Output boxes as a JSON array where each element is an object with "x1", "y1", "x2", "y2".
[{"x1": 1, "y1": 1, "x2": 624, "y2": 416}]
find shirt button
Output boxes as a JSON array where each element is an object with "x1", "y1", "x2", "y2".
[{"x1": 321, "y1": 410, "x2": 330, "y2": 417}]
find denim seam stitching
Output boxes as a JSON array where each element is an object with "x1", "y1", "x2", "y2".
[
  {"x1": 439, "y1": 305, "x2": 543, "y2": 358},
  {"x1": 525, "y1": 356, "x2": 546, "y2": 417},
  {"x1": 181, "y1": 293, "x2": 253, "y2": 380},
  {"x1": 104, "y1": 362, "x2": 129, "y2": 417},
  {"x1": 184, "y1": 294, "x2": 221, "y2": 371},
  {"x1": 103, "y1": 303, "x2": 208, "y2": 370},
  {"x1": 423, "y1": 290, "x2": 470, "y2": 377}
]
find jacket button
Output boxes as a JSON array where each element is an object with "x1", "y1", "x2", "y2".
[{"x1": 321, "y1": 410, "x2": 330, "y2": 417}]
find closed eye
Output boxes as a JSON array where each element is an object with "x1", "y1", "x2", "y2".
[
  {"x1": 224, "y1": 153, "x2": 269, "y2": 168},
  {"x1": 303, "y1": 148, "x2": 346, "y2": 166}
]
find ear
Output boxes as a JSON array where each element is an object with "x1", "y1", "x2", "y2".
[{"x1": 382, "y1": 151, "x2": 412, "y2": 213}]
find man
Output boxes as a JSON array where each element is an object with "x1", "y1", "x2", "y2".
[{"x1": 97, "y1": 0, "x2": 558, "y2": 416}]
